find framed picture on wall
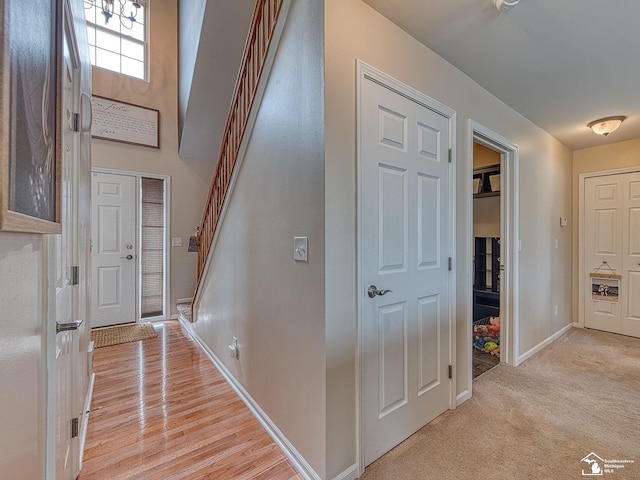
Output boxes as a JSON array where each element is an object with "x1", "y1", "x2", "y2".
[{"x1": 0, "y1": 0, "x2": 61, "y2": 233}]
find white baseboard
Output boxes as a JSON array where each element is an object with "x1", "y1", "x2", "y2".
[
  {"x1": 332, "y1": 464, "x2": 358, "y2": 480},
  {"x1": 572, "y1": 321, "x2": 580, "y2": 328},
  {"x1": 456, "y1": 389, "x2": 472, "y2": 406},
  {"x1": 180, "y1": 318, "x2": 321, "y2": 480},
  {"x1": 79, "y1": 372, "x2": 95, "y2": 471},
  {"x1": 517, "y1": 323, "x2": 573, "y2": 364}
]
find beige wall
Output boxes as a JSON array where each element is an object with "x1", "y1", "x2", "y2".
[
  {"x1": 473, "y1": 144, "x2": 500, "y2": 238},
  {"x1": 474, "y1": 196, "x2": 500, "y2": 239},
  {"x1": 91, "y1": 0, "x2": 214, "y2": 316},
  {"x1": 0, "y1": 235, "x2": 47, "y2": 479},
  {"x1": 474, "y1": 142, "x2": 500, "y2": 168},
  {"x1": 325, "y1": 1, "x2": 573, "y2": 474},
  {"x1": 193, "y1": 0, "x2": 327, "y2": 477},
  {"x1": 572, "y1": 138, "x2": 640, "y2": 323}
]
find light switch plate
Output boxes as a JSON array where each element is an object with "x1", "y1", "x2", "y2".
[
  {"x1": 294, "y1": 237, "x2": 308, "y2": 262},
  {"x1": 171, "y1": 237, "x2": 183, "y2": 247}
]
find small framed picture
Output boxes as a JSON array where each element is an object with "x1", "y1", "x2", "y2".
[
  {"x1": 590, "y1": 275, "x2": 620, "y2": 303},
  {"x1": 489, "y1": 174, "x2": 501, "y2": 193},
  {"x1": 473, "y1": 177, "x2": 482, "y2": 194}
]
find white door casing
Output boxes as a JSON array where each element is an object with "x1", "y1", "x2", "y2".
[
  {"x1": 584, "y1": 172, "x2": 640, "y2": 338},
  {"x1": 621, "y1": 174, "x2": 640, "y2": 338},
  {"x1": 91, "y1": 172, "x2": 137, "y2": 327},
  {"x1": 466, "y1": 120, "x2": 520, "y2": 398},
  {"x1": 358, "y1": 63, "x2": 455, "y2": 467}
]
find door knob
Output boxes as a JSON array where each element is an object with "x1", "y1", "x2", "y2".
[
  {"x1": 121, "y1": 254, "x2": 133, "y2": 260},
  {"x1": 368, "y1": 285, "x2": 393, "y2": 298}
]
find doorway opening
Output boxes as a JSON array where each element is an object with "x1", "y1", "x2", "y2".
[
  {"x1": 91, "y1": 169, "x2": 170, "y2": 327},
  {"x1": 472, "y1": 143, "x2": 501, "y2": 378},
  {"x1": 467, "y1": 121, "x2": 520, "y2": 395}
]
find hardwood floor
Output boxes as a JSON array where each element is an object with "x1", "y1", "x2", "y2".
[{"x1": 79, "y1": 320, "x2": 302, "y2": 480}]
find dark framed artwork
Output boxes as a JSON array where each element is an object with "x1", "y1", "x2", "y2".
[
  {"x1": 0, "y1": 0, "x2": 61, "y2": 233},
  {"x1": 91, "y1": 95, "x2": 160, "y2": 149}
]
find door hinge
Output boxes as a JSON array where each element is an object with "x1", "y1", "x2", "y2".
[
  {"x1": 448, "y1": 365, "x2": 453, "y2": 379},
  {"x1": 71, "y1": 113, "x2": 80, "y2": 132},
  {"x1": 448, "y1": 257, "x2": 452, "y2": 271},
  {"x1": 71, "y1": 417, "x2": 79, "y2": 438},
  {"x1": 448, "y1": 148, "x2": 452, "y2": 163},
  {"x1": 69, "y1": 266, "x2": 79, "y2": 286}
]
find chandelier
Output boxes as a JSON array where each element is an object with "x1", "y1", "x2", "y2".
[{"x1": 87, "y1": 0, "x2": 143, "y2": 28}]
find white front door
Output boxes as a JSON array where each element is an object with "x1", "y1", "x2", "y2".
[
  {"x1": 585, "y1": 172, "x2": 640, "y2": 338},
  {"x1": 91, "y1": 172, "x2": 137, "y2": 327},
  {"x1": 55, "y1": 24, "x2": 81, "y2": 480},
  {"x1": 361, "y1": 73, "x2": 453, "y2": 465}
]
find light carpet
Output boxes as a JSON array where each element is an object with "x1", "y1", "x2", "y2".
[
  {"x1": 362, "y1": 327, "x2": 640, "y2": 480},
  {"x1": 91, "y1": 322, "x2": 158, "y2": 348}
]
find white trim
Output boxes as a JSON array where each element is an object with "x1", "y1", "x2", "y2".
[
  {"x1": 45, "y1": 236, "x2": 57, "y2": 480},
  {"x1": 91, "y1": 167, "x2": 171, "y2": 322},
  {"x1": 577, "y1": 166, "x2": 640, "y2": 330},
  {"x1": 518, "y1": 323, "x2": 572, "y2": 364},
  {"x1": 331, "y1": 464, "x2": 358, "y2": 480},
  {"x1": 356, "y1": 60, "x2": 457, "y2": 476},
  {"x1": 179, "y1": 318, "x2": 321, "y2": 480},
  {"x1": 78, "y1": 372, "x2": 95, "y2": 470},
  {"x1": 192, "y1": 0, "x2": 293, "y2": 320},
  {"x1": 456, "y1": 389, "x2": 472, "y2": 406},
  {"x1": 468, "y1": 120, "x2": 520, "y2": 408}
]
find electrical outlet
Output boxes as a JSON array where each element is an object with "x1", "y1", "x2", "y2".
[{"x1": 554, "y1": 305, "x2": 558, "y2": 316}]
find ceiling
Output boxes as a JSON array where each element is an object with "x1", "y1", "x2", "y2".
[
  {"x1": 362, "y1": 0, "x2": 640, "y2": 150},
  {"x1": 182, "y1": 0, "x2": 640, "y2": 159}
]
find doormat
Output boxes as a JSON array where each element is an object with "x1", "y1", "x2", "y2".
[{"x1": 91, "y1": 322, "x2": 157, "y2": 348}]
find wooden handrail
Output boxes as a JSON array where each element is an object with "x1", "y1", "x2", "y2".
[{"x1": 194, "y1": 0, "x2": 284, "y2": 300}]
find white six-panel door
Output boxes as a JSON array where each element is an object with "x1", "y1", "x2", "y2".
[
  {"x1": 91, "y1": 172, "x2": 137, "y2": 328},
  {"x1": 584, "y1": 172, "x2": 640, "y2": 338},
  {"x1": 361, "y1": 73, "x2": 453, "y2": 466}
]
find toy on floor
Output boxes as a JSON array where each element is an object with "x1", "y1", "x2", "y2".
[{"x1": 473, "y1": 317, "x2": 500, "y2": 354}]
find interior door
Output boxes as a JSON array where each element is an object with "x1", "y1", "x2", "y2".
[
  {"x1": 55, "y1": 25, "x2": 81, "y2": 480},
  {"x1": 621, "y1": 173, "x2": 640, "y2": 337},
  {"x1": 584, "y1": 172, "x2": 640, "y2": 338},
  {"x1": 91, "y1": 172, "x2": 137, "y2": 327},
  {"x1": 361, "y1": 76, "x2": 452, "y2": 465}
]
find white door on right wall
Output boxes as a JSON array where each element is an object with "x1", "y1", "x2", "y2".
[
  {"x1": 360, "y1": 74, "x2": 452, "y2": 466},
  {"x1": 584, "y1": 172, "x2": 640, "y2": 338}
]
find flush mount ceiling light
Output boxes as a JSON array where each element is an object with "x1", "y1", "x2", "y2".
[
  {"x1": 494, "y1": 0, "x2": 520, "y2": 12},
  {"x1": 587, "y1": 116, "x2": 626, "y2": 136}
]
